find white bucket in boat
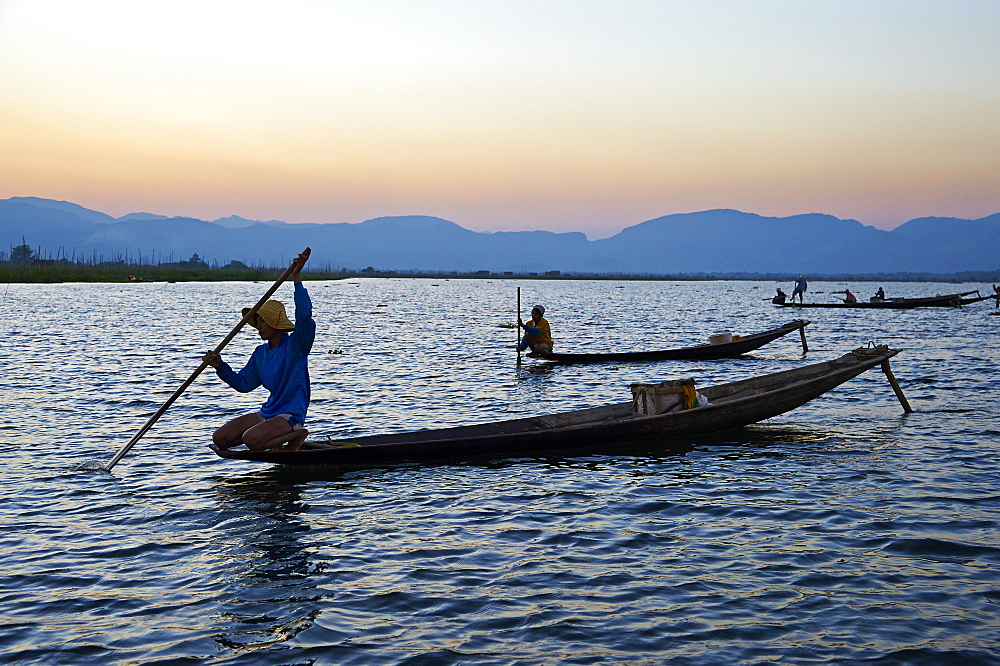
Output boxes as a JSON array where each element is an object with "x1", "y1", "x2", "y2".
[{"x1": 709, "y1": 332, "x2": 733, "y2": 345}]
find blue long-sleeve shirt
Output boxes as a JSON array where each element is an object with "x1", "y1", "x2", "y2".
[{"x1": 216, "y1": 282, "x2": 315, "y2": 424}]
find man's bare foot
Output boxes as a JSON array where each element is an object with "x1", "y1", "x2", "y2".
[
  {"x1": 266, "y1": 429, "x2": 309, "y2": 452},
  {"x1": 286, "y1": 429, "x2": 308, "y2": 451}
]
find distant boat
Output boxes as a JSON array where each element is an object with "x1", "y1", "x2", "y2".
[
  {"x1": 526, "y1": 320, "x2": 810, "y2": 364},
  {"x1": 211, "y1": 345, "x2": 905, "y2": 467},
  {"x1": 776, "y1": 290, "x2": 979, "y2": 309},
  {"x1": 955, "y1": 286, "x2": 1000, "y2": 307}
]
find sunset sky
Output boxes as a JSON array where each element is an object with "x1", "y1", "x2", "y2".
[{"x1": 1, "y1": 0, "x2": 998, "y2": 238}]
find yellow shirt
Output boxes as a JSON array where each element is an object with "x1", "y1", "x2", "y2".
[{"x1": 526, "y1": 317, "x2": 553, "y2": 347}]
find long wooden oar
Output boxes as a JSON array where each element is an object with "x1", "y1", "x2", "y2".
[{"x1": 99, "y1": 248, "x2": 311, "y2": 472}]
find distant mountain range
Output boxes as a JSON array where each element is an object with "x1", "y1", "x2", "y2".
[{"x1": 2, "y1": 196, "x2": 998, "y2": 275}]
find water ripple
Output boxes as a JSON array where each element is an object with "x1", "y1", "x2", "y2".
[{"x1": 1, "y1": 279, "x2": 999, "y2": 663}]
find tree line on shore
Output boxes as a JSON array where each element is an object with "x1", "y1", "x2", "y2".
[{"x1": 4, "y1": 239, "x2": 999, "y2": 283}]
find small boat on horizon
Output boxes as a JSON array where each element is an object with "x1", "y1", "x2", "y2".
[{"x1": 776, "y1": 290, "x2": 984, "y2": 309}]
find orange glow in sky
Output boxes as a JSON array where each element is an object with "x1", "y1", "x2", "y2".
[{"x1": 1, "y1": 0, "x2": 998, "y2": 238}]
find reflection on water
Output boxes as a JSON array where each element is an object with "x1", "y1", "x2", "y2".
[
  {"x1": 1, "y1": 278, "x2": 998, "y2": 663},
  {"x1": 210, "y1": 473, "x2": 321, "y2": 654}
]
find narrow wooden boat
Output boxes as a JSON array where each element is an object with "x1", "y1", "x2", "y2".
[
  {"x1": 776, "y1": 290, "x2": 978, "y2": 309},
  {"x1": 955, "y1": 286, "x2": 1000, "y2": 307},
  {"x1": 211, "y1": 345, "x2": 906, "y2": 467},
  {"x1": 527, "y1": 320, "x2": 810, "y2": 364}
]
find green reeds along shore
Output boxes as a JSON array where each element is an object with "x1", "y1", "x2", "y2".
[
  {"x1": 0, "y1": 265, "x2": 339, "y2": 284},
  {"x1": 6, "y1": 262, "x2": 1000, "y2": 285}
]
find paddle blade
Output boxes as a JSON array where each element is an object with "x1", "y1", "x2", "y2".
[{"x1": 76, "y1": 459, "x2": 111, "y2": 472}]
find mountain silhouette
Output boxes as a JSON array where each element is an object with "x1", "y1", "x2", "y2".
[{"x1": 1, "y1": 197, "x2": 997, "y2": 274}]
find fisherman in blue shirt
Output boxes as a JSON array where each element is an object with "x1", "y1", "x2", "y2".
[
  {"x1": 203, "y1": 250, "x2": 315, "y2": 451},
  {"x1": 791, "y1": 275, "x2": 808, "y2": 304}
]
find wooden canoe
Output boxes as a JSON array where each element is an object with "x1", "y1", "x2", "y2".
[
  {"x1": 527, "y1": 319, "x2": 810, "y2": 364},
  {"x1": 776, "y1": 290, "x2": 978, "y2": 309},
  {"x1": 211, "y1": 345, "x2": 904, "y2": 467},
  {"x1": 956, "y1": 286, "x2": 1000, "y2": 307}
]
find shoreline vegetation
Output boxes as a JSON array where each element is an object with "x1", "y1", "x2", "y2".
[
  {"x1": 3, "y1": 240, "x2": 998, "y2": 284},
  {"x1": 3, "y1": 262, "x2": 999, "y2": 284}
]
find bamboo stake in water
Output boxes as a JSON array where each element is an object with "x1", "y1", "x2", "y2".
[
  {"x1": 516, "y1": 287, "x2": 521, "y2": 365},
  {"x1": 98, "y1": 248, "x2": 310, "y2": 472},
  {"x1": 881, "y1": 360, "x2": 913, "y2": 414}
]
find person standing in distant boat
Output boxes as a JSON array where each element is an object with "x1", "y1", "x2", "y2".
[
  {"x1": 843, "y1": 289, "x2": 857, "y2": 304},
  {"x1": 203, "y1": 250, "x2": 314, "y2": 451},
  {"x1": 791, "y1": 275, "x2": 808, "y2": 303},
  {"x1": 518, "y1": 305, "x2": 553, "y2": 356},
  {"x1": 773, "y1": 288, "x2": 787, "y2": 304}
]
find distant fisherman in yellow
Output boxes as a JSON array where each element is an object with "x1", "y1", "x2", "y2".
[{"x1": 518, "y1": 305, "x2": 553, "y2": 357}]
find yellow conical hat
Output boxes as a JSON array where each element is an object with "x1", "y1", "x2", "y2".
[{"x1": 242, "y1": 300, "x2": 293, "y2": 331}]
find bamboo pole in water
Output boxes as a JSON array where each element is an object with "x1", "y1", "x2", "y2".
[
  {"x1": 881, "y1": 360, "x2": 913, "y2": 413},
  {"x1": 516, "y1": 287, "x2": 522, "y2": 365}
]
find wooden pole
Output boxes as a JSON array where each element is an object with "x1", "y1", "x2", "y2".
[
  {"x1": 798, "y1": 323, "x2": 808, "y2": 353},
  {"x1": 881, "y1": 360, "x2": 912, "y2": 413},
  {"x1": 99, "y1": 248, "x2": 311, "y2": 472},
  {"x1": 516, "y1": 287, "x2": 522, "y2": 365}
]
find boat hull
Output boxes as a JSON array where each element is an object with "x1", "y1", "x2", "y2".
[
  {"x1": 956, "y1": 288, "x2": 1000, "y2": 307},
  {"x1": 534, "y1": 320, "x2": 809, "y2": 364},
  {"x1": 776, "y1": 291, "x2": 977, "y2": 309},
  {"x1": 212, "y1": 346, "x2": 901, "y2": 467}
]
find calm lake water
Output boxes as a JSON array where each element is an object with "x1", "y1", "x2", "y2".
[{"x1": 2, "y1": 278, "x2": 998, "y2": 664}]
